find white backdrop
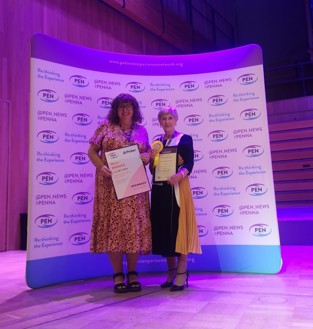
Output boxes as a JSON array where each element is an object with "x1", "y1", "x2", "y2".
[{"x1": 26, "y1": 34, "x2": 281, "y2": 288}]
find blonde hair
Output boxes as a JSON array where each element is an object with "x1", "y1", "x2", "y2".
[{"x1": 158, "y1": 106, "x2": 178, "y2": 121}]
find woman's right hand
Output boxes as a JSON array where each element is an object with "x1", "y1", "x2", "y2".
[
  {"x1": 149, "y1": 149, "x2": 158, "y2": 161},
  {"x1": 100, "y1": 165, "x2": 112, "y2": 177}
]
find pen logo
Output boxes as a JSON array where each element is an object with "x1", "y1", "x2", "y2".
[
  {"x1": 69, "y1": 232, "x2": 90, "y2": 245},
  {"x1": 126, "y1": 82, "x2": 145, "y2": 93},
  {"x1": 37, "y1": 89, "x2": 59, "y2": 102},
  {"x1": 35, "y1": 214, "x2": 58, "y2": 228},
  {"x1": 180, "y1": 81, "x2": 199, "y2": 92},
  {"x1": 151, "y1": 99, "x2": 170, "y2": 110},
  {"x1": 184, "y1": 114, "x2": 204, "y2": 126},
  {"x1": 194, "y1": 150, "x2": 204, "y2": 162},
  {"x1": 191, "y1": 187, "x2": 208, "y2": 199},
  {"x1": 212, "y1": 166, "x2": 233, "y2": 179},
  {"x1": 72, "y1": 192, "x2": 93, "y2": 205},
  {"x1": 208, "y1": 130, "x2": 228, "y2": 142},
  {"x1": 37, "y1": 130, "x2": 59, "y2": 143},
  {"x1": 243, "y1": 145, "x2": 264, "y2": 157},
  {"x1": 213, "y1": 205, "x2": 234, "y2": 217},
  {"x1": 70, "y1": 75, "x2": 89, "y2": 87},
  {"x1": 72, "y1": 113, "x2": 92, "y2": 126},
  {"x1": 237, "y1": 73, "x2": 258, "y2": 85},
  {"x1": 208, "y1": 95, "x2": 227, "y2": 106},
  {"x1": 36, "y1": 172, "x2": 59, "y2": 185},
  {"x1": 240, "y1": 108, "x2": 261, "y2": 120},
  {"x1": 249, "y1": 224, "x2": 272, "y2": 237},
  {"x1": 152, "y1": 134, "x2": 163, "y2": 142},
  {"x1": 97, "y1": 97, "x2": 113, "y2": 108},
  {"x1": 246, "y1": 183, "x2": 268, "y2": 196},
  {"x1": 198, "y1": 225, "x2": 208, "y2": 237},
  {"x1": 70, "y1": 152, "x2": 90, "y2": 165}
]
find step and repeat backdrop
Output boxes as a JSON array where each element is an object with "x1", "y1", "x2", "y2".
[{"x1": 27, "y1": 34, "x2": 281, "y2": 288}]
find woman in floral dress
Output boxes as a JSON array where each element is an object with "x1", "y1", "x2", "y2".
[{"x1": 88, "y1": 93, "x2": 151, "y2": 293}]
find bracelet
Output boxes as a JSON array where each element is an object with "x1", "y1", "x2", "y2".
[{"x1": 180, "y1": 170, "x2": 185, "y2": 178}]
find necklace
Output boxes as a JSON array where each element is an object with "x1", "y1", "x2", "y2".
[{"x1": 120, "y1": 124, "x2": 134, "y2": 142}]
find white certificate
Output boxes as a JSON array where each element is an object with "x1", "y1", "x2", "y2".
[
  {"x1": 105, "y1": 145, "x2": 151, "y2": 200},
  {"x1": 154, "y1": 147, "x2": 177, "y2": 182}
]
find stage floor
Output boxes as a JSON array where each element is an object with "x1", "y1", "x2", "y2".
[{"x1": 1, "y1": 246, "x2": 313, "y2": 329}]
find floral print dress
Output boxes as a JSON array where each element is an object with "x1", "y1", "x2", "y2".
[{"x1": 89, "y1": 121, "x2": 152, "y2": 254}]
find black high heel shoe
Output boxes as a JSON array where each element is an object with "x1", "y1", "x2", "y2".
[
  {"x1": 170, "y1": 271, "x2": 189, "y2": 291},
  {"x1": 160, "y1": 268, "x2": 177, "y2": 288},
  {"x1": 113, "y1": 272, "x2": 128, "y2": 293},
  {"x1": 127, "y1": 271, "x2": 142, "y2": 292}
]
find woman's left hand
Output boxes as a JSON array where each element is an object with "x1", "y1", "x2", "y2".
[
  {"x1": 140, "y1": 152, "x2": 150, "y2": 165},
  {"x1": 167, "y1": 173, "x2": 182, "y2": 186}
]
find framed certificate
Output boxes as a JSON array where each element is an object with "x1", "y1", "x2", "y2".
[
  {"x1": 154, "y1": 147, "x2": 177, "y2": 182},
  {"x1": 105, "y1": 145, "x2": 151, "y2": 200}
]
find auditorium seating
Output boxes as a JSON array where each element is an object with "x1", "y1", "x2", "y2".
[{"x1": 269, "y1": 119, "x2": 313, "y2": 207}]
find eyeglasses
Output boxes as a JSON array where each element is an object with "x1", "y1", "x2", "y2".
[{"x1": 118, "y1": 104, "x2": 133, "y2": 111}]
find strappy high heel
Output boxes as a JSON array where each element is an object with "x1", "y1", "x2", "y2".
[
  {"x1": 170, "y1": 271, "x2": 189, "y2": 291},
  {"x1": 127, "y1": 271, "x2": 142, "y2": 292},
  {"x1": 160, "y1": 267, "x2": 177, "y2": 288},
  {"x1": 113, "y1": 272, "x2": 128, "y2": 293}
]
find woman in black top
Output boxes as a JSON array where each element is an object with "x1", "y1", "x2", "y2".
[{"x1": 149, "y1": 107, "x2": 202, "y2": 291}]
